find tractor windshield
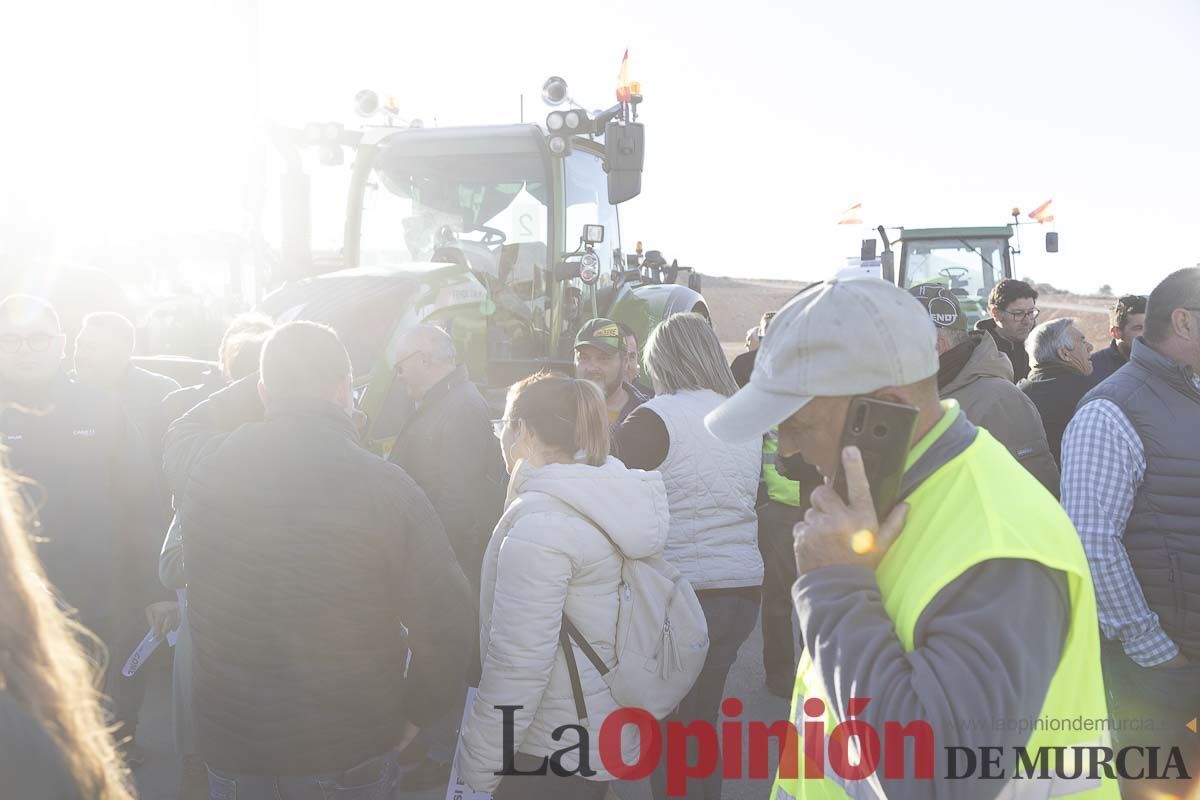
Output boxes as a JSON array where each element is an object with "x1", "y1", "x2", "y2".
[
  {"x1": 359, "y1": 149, "x2": 549, "y2": 274},
  {"x1": 902, "y1": 237, "x2": 1006, "y2": 302}
]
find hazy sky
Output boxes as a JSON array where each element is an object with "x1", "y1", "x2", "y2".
[{"x1": 5, "y1": 0, "x2": 1198, "y2": 294}]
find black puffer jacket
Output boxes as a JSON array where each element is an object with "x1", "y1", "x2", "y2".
[
  {"x1": 1018, "y1": 364, "x2": 1096, "y2": 465},
  {"x1": 975, "y1": 318, "x2": 1031, "y2": 382},
  {"x1": 165, "y1": 377, "x2": 474, "y2": 775},
  {"x1": 1089, "y1": 340, "x2": 1128, "y2": 385},
  {"x1": 389, "y1": 366, "x2": 505, "y2": 591},
  {"x1": 0, "y1": 375, "x2": 166, "y2": 643}
]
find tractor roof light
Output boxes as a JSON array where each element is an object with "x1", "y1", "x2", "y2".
[
  {"x1": 543, "y1": 76, "x2": 569, "y2": 106},
  {"x1": 354, "y1": 89, "x2": 379, "y2": 118},
  {"x1": 304, "y1": 122, "x2": 324, "y2": 145},
  {"x1": 546, "y1": 111, "x2": 565, "y2": 132},
  {"x1": 547, "y1": 135, "x2": 571, "y2": 157},
  {"x1": 323, "y1": 122, "x2": 344, "y2": 143},
  {"x1": 564, "y1": 110, "x2": 582, "y2": 130}
]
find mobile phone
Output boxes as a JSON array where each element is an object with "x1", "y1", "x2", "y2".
[{"x1": 832, "y1": 397, "x2": 919, "y2": 519}]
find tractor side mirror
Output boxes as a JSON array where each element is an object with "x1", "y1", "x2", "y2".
[
  {"x1": 279, "y1": 170, "x2": 313, "y2": 282},
  {"x1": 1045, "y1": 232, "x2": 1059, "y2": 253},
  {"x1": 554, "y1": 261, "x2": 582, "y2": 282},
  {"x1": 605, "y1": 119, "x2": 645, "y2": 204}
]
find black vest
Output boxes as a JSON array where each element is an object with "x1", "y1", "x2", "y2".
[{"x1": 1081, "y1": 339, "x2": 1200, "y2": 658}]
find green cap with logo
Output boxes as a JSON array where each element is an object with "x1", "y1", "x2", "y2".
[
  {"x1": 574, "y1": 318, "x2": 623, "y2": 355},
  {"x1": 909, "y1": 283, "x2": 968, "y2": 331}
]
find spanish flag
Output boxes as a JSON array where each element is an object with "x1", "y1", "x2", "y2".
[
  {"x1": 1028, "y1": 199, "x2": 1055, "y2": 224},
  {"x1": 617, "y1": 49, "x2": 631, "y2": 102},
  {"x1": 837, "y1": 203, "x2": 863, "y2": 225}
]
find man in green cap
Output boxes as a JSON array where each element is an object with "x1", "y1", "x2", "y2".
[
  {"x1": 574, "y1": 317, "x2": 649, "y2": 429},
  {"x1": 910, "y1": 283, "x2": 1059, "y2": 496}
]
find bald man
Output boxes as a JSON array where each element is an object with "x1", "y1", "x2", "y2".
[
  {"x1": 0, "y1": 294, "x2": 167, "y2": 764},
  {"x1": 74, "y1": 312, "x2": 179, "y2": 445}
]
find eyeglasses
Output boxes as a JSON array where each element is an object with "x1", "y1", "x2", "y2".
[
  {"x1": 490, "y1": 418, "x2": 512, "y2": 439},
  {"x1": 0, "y1": 333, "x2": 54, "y2": 355},
  {"x1": 392, "y1": 351, "x2": 425, "y2": 376},
  {"x1": 1001, "y1": 307, "x2": 1041, "y2": 322}
]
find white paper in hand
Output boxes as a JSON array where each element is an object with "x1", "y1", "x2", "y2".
[
  {"x1": 444, "y1": 687, "x2": 491, "y2": 800},
  {"x1": 122, "y1": 628, "x2": 163, "y2": 678}
]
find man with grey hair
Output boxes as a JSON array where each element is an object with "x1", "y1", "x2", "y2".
[
  {"x1": 387, "y1": 324, "x2": 505, "y2": 789},
  {"x1": 1018, "y1": 317, "x2": 1094, "y2": 464},
  {"x1": 389, "y1": 325, "x2": 504, "y2": 591},
  {"x1": 909, "y1": 284, "x2": 1059, "y2": 494}
]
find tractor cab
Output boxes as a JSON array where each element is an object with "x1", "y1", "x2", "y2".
[
  {"x1": 261, "y1": 67, "x2": 707, "y2": 452},
  {"x1": 896, "y1": 226, "x2": 1014, "y2": 327}
]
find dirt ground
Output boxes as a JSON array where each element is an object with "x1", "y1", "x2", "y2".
[{"x1": 703, "y1": 276, "x2": 1115, "y2": 354}]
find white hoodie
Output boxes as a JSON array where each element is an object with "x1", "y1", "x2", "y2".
[{"x1": 456, "y1": 456, "x2": 670, "y2": 791}]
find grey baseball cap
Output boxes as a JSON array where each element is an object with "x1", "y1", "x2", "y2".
[{"x1": 705, "y1": 277, "x2": 939, "y2": 443}]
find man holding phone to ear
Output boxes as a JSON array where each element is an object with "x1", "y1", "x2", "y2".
[{"x1": 705, "y1": 277, "x2": 1116, "y2": 800}]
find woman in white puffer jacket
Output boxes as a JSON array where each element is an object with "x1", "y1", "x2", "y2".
[{"x1": 457, "y1": 373, "x2": 670, "y2": 799}]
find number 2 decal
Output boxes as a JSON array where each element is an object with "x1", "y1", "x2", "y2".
[{"x1": 518, "y1": 213, "x2": 534, "y2": 237}]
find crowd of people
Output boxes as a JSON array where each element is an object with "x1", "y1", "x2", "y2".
[{"x1": 0, "y1": 267, "x2": 1196, "y2": 800}]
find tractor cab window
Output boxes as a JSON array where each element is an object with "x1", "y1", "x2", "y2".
[
  {"x1": 564, "y1": 150, "x2": 620, "y2": 297},
  {"x1": 361, "y1": 149, "x2": 550, "y2": 288},
  {"x1": 902, "y1": 238, "x2": 1006, "y2": 302}
]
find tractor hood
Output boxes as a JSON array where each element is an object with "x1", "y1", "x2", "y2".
[{"x1": 259, "y1": 261, "x2": 483, "y2": 377}]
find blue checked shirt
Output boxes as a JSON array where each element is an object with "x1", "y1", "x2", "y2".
[{"x1": 1060, "y1": 398, "x2": 1179, "y2": 666}]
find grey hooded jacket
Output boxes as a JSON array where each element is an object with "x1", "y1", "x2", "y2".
[{"x1": 941, "y1": 333, "x2": 1060, "y2": 496}]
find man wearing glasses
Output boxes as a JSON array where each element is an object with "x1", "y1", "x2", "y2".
[
  {"x1": 1061, "y1": 268, "x2": 1200, "y2": 797},
  {"x1": 0, "y1": 294, "x2": 165, "y2": 766},
  {"x1": 1090, "y1": 294, "x2": 1147, "y2": 384},
  {"x1": 976, "y1": 278, "x2": 1040, "y2": 381}
]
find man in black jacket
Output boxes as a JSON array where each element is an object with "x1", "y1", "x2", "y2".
[
  {"x1": 387, "y1": 324, "x2": 505, "y2": 789},
  {"x1": 0, "y1": 294, "x2": 167, "y2": 763},
  {"x1": 165, "y1": 321, "x2": 473, "y2": 795},
  {"x1": 976, "y1": 278, "x2": 1040, "y2": 381},
  {"x1": 1090, "y1": 294, "x2": 1146, "y2": 383},
  {"x1": 1019, "y1": 317, "x2": 1095, "y2": 464},
  {"x1": 388, "y1": 325, "x2": 505, "y2": 592}
]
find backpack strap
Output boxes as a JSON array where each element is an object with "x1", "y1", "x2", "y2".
[
  {"x1": 560, "y1": 622, "x2": 589, "y2": 726},
  {"x1": 559, "y1": 614, "x2": 613, "y2": 726}
]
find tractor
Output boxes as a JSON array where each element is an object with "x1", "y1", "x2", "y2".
[
  {"x1": 258, "y1": 73, "x2": 707, "y2": 452},
  {"x1": 847, "y1": 211, "x2": 1059, "y2": 328}
]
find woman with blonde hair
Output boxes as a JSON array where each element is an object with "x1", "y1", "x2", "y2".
[
  {"x1": 615, "y1": 312, "x2": 762, "y2": 800},
  {"x1": 457, "y1": 372, "x2": 669, "y2": 799},
  {"x1": 0, "y1": 464, "x2": 135, "y2": 799}
]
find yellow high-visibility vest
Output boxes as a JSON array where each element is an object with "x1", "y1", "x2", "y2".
[
  {"x1": 762, "y1": 429, "x2": 801, "y2": 507},
  {"x1": 772, "y1": 403, "x2": 1117, "y2": 800}
]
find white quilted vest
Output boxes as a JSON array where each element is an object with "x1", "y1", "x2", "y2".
[{"x1": 641, "y1": 389, "x2": 764, "y2": 590}]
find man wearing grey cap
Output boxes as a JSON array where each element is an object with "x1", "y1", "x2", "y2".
[
  {"x1": 705, "y1": 277, "x2": 1115, "y2": 800},
  {"x1": 910, "y1": 283, "x2": 1059, "y2": 496}
]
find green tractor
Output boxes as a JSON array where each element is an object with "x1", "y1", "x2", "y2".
[
  {"x1": 851, "y1": 213, "x2": 1058, "y2": 328},
  {"x1": 259, "y1": 75, "x2": 707, "y2": 452}
]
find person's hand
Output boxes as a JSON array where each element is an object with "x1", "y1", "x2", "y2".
[
  {"x1": 396, "y1": 721, "x2": 421, "y2": 754},
  {"x1": 145, "y1": 601, "x2": 180, "y2": 638},
  {"x1": 794, "y1": 446, "x2": 909, "y2": 575}
]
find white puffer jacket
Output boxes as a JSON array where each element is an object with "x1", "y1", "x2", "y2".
[
  {"x1": 456, "y1": 457, "x2": 670, "y2": 791},
  {"x1": 640, "y1": 389, "x2": 763, "y2": 590}
]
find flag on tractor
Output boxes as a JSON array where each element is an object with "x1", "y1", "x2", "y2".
[
  {"x1": 1028, "y1": 199, "x2": 1055, "y2": 223},
  {"x1": 838, "y1": 203, "x2": 863, "y2": 225},
  {"x1": 617, "y1": 50, "x2": 631, "y2": 103}
]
